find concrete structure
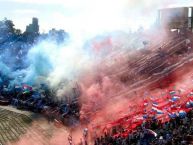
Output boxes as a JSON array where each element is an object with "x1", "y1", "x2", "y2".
[
  {"x1": 0, "y1": 107, "x2": 51, "y2": 145},
  {"x1": 158, "y1": 7, "x2": 193, "y2": 31},
  {"x1": 25, "y1": 17, "x2": 39, "y2": 34}
]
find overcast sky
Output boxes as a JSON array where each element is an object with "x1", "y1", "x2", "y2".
[{"x1": 0, "y1": 0, "x2": 193, "y2": 35}]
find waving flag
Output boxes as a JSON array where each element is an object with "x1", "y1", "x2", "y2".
[
  {"x1": 152, "y1": 102, "x2": 158, "y2": 107},
  {"x1": 170, "y1": 95, "x2": 181, "y2": 102},
  {"x1": 22, "y1": 84, "x2": 33, "y2": 94},
  {"x1": 152, "y1": 100, "x2": 170, "y2": 109},
  {"x1": 152, "y1": 107, "x2": 164, "y2": 114}
]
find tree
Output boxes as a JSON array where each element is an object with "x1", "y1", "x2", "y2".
[
  {"x1": 3, "y1": 18, "x2": 15, "y2": 34},
  {"x1": 14, "y1": 29, "x2": 22, "y2": 36}
]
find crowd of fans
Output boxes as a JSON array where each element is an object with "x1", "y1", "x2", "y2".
[
  {"x1": 92, "y1": 30, "x2": 193, "y2": 145},
  {"x1": 94, "y1": 109, "x2": 193, "y2": 145},
  {"x1": 0, "y1": 23, "x2": 193, "y2": 145},
  {"x1": 0, "y1": 84, "x2": 80, "y2": 125}
]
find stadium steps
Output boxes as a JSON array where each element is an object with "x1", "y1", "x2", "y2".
[
  {"x1": 97, "y1": 36, "x2": 190, "y2": 101},
  {"x1": 0, "y1": 108, "x2": 50, "y2": 145}
]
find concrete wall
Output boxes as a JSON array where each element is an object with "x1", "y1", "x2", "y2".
[{"x1": 158, "y1": 7, "x2": 193, "y2": 30}]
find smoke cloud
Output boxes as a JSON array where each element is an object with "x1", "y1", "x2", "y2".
[{"x1": 1, "y1": 0, "x2": 193, "y2": 144}]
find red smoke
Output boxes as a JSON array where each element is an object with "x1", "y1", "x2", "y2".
[
  {"x1": 10, "y1": 29, "x2": 193, "y2": 144},
  {"x1": 77, "y1": 29, "x2": 193, "y2": 142}
]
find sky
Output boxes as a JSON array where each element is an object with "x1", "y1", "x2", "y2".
[{"x1": 0, "y1": 0, "x2": 193, "y2": 36}]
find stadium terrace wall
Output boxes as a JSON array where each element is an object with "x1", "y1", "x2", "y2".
[{"x1": 158, "y1": 7, "x2": 193, "y2": 31}]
